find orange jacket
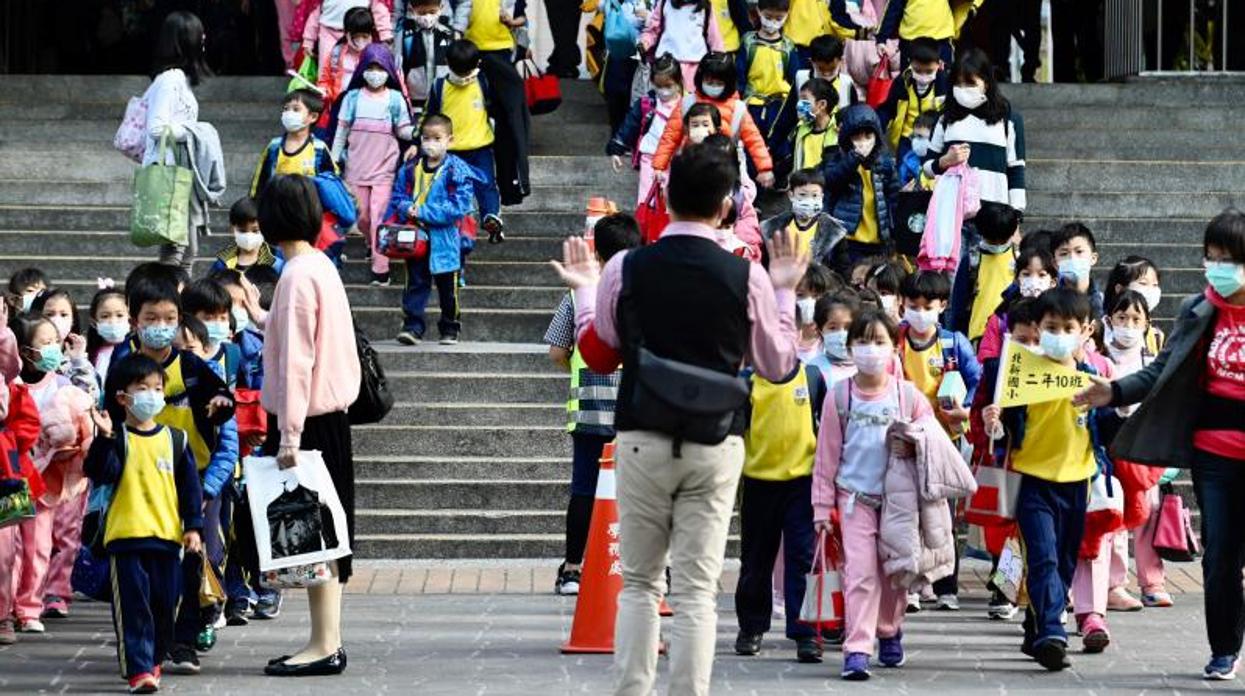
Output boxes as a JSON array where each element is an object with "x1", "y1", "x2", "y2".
[{"x1": 651, "y1": 94, "x2": 773, "y2": 173}]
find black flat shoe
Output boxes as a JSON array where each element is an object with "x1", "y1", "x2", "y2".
[
  {"x1": 267, "y1": 655, "x2": 291, "y2": 666},
  {"x1": 263, "y1": 649, "x2": 347, "y2": 676}
]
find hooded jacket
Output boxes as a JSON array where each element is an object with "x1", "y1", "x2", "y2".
[
  {"x1": 820, "y1": 104, "x2": 899, "y2": 243},
  {"x1": 385, "y1": 153, "x2": 483, "y2": 275},
  {"x1": 331, "y1": 43, "x2": 416, "y2": 168},
  {"x1": 760, "y1": 211, "x2": 849, "y2": 276},
  {"x1": 650, "y1": 91, "x2": 773, "y2": 173}
]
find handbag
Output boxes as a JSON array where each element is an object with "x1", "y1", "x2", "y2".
[
  {"x1": 634, "y1": 181, "x2": 669, "y2": 245},
  {"x1": 798, "y1": 528, "x2": 845, "y2": 630},
  {"x1": 199, "y1": 553, "x2": 226, "y2": 608},
  {"x1": 865, "y1": 60, "x2": 894, "y2": 108},
  {"x1": 965, "y1": 463, "x2": 1021, "y2": 527},
  {"x1": 891, "y1": 189, "x2": 932, "y2": 258},
  {"x1": 260, "y1": 561, "x2": 332, "y2": 589},
  {"x1": 377, "y1": 224, "x2": 429, "y2": 260},
  {"x1": 1080, "y1": 473, "x2": 1125, "y2": 559},
  {"x1": 988, "y1": 533, "x2": 1025, "y2": 604},
  {"x1": 114, "y1": 95, "x2": 148, "y2": 163},
  {"x1": 234, "y1": 388, "x2": 267, "y2": 454},
  {"x1": 129, "y1": 131, "x2": 192, "y2": 248},
  {"x1": 1153, "y1": 482, "x2": 1201, "y2": 562},
  {"x1": 628, "y1": 347, "x2": 749, "y2": 448},
  {"x1": 348, "y1": 324, "x2": 395, "y2": 425},
  {"x1": 520, "y1": 59, "x2": 562, "y2": 115}
]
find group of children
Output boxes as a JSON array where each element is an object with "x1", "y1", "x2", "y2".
[{"x1": 0, "y1": 253, "x2": 290, "y2": 693}]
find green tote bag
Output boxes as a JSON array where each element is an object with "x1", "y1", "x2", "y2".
[{"x1": 130, "y1": 131, "x2": 192, "y2": 248}]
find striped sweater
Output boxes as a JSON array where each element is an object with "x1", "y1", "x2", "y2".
[{"x1": 923, "y1": 111, "x2": 1026, "y2": 211}]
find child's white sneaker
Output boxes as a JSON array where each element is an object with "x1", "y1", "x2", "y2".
[
  {"x1": 0, "y1": 618, "x2": 17, "y2": 644},
  {"x1": 17, "y1": 618, "x2": 44, "y2": 633}
]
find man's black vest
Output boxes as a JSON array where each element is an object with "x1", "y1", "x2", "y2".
[{"x1": 614, "y1": 235, "x2": 752, "y2": 436}]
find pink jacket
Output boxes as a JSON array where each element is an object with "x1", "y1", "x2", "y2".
[
  {"x1": 918, "y1": 162, "x2": 979, "y2": 272},
  {"x1": 298, "y1": 0, "x2": 394, "y2": 52},
  {"x1": 32, "y1": 380, "x2": 94, "y2": 504},
  {"x1": 880, "y1": 415, "x2": 977, "y2": 589},
  {"x1": 734, "y1": 171, "x2": 762, "y2": 262}
]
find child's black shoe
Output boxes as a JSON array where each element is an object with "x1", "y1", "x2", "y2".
[{"x1": 483, "y1": 214, "x2": 505, "y2": 244}]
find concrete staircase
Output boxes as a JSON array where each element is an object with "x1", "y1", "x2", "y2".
[{"x1": 0, "y1": 76, "x2": 1238, "y2": 558}]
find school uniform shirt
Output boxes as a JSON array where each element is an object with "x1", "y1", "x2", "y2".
[
  {"x1": 792, "y1": 121, "x2": 833, "y2": 170},
  {"x1": 744, "y1": 370, "x2": 817, "y2": 480},
  {"x1": 784, "y1": 217, "x2": 819, "y2": 256},
  {"x1": 743, "y1": 35, "x2": 793, "y2": 103},
  {"x1": 878, "y1": 0, "x2": 956, "y2": 42},
  {"x1": 249, "y1": 136, "x2": 338, "y2": 197},
  {"x1": 784, "y1": 0, "x2": 844, "y2": 46},
  {"x1": 901, "y1": 332, "x2": 943, "y2": 405},
  {"x1": 465, "y1": 0, "x2": 515, "y2": 51},
  {"x1": 853, "y1": 165, "x2": 880, "y2": 244},
  {"x1": 441, "y1": 78, "x2": 494, "y2": 151},
  {"x1": 968, "y1": 249, "x2": 1016, "y2": 341},
  {"x1": 654, "y1": 3, "x2": 712, "y2": 62},
  {"x1": 152, "y1": 350, "x2": 218, "y2": 486},
  {"x1": 1009, "y1": 397, "x2": 1096, "y2": 482},
  {"x1": 99, "y1": 426, "x2": 201, "y2": 550},
  {"x1": 711, "y1": 0, "x2": 741, "y2": 51}
]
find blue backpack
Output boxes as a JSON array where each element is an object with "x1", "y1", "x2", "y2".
[{"x1": 604, "y1": 0, "x2": 641, "y2": 59}]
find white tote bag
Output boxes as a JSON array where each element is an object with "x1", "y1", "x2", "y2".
[
  {"x1": 798, "y1": 529, "x2": 844, "y2": 629},
  {"x1": 244, "y1": 452, "x2": 352, "y2": 573}
]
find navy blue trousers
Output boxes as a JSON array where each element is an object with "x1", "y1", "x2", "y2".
[
  {"x1": 1017, "y1": 474, "x2": 1087, "y2": 647},
  {"x1": 735, "y1": 475, "x2": 816, "y2": 639},
  {"x1": 109, "y1": 549, "x2": 181, "y2": 678}
]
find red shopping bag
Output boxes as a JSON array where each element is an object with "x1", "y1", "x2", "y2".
[
  {"x1": 798, "y1": 528, "x2": 845, "y2": 631},
  {"x1": 635, "y1": 182, "x2": 669, "y2": 245},
  {"x1": 234, "y1": 388, "x2": 267, "y2": 456},
  {"x1": 520, "y1": 60, "x2": 562, "y2": 115},
  {"x1": 866, "y1": 60, "x2": 894, "y2": 108},
  {"x1": 376, "y1": 224, "x2": 429, "y2": 260}
]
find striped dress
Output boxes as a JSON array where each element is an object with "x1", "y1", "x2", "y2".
[{"x1": 923, "y1": 110, "x2": 1026, "y2": 212}]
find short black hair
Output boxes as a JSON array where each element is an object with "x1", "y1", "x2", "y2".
[
  {"x1": 651, "y1": 53, "x2": 684, "y2": 89},
  {"x1": 229, "y1": 196, "x2": 259, "y2": 227},
  {"x1": 106, "y1": 354, "x2": 166, "y2": 401},
  {"x1": 1035, "y1": 286, "x2": 1092, "y2": 324},
  {"x1": 913, "y1": 112, "x2": 939, "y2": 133},
  {"x1": 694, "y1": 52, "x2": 736, "y2": 98},
  {"x1": 344, "y1": 6, "x2": 376, "y2": 34},
  {"x1": 1205, "y1": 207, "x2": 1245, "y2": 264},
  {"x1": 8, "y1": 267, "x2": 47, "y2": 295},
  {"x1": 700, "y1": 133, "x2": 738, "y2": 161},
  {"x1": 868, "y1": 261, "x2": 906, "y2": 295},
  {"x1": 815, "y1": 290, "x2": 860, "y2": 328},
  {"x1": 1020, "y1": 229, "x2": 1052, "y2": 254},
  {"x1": 181, "y1": 278, "x2": 232, "y2": 317},
  {"x1": 799, "y1": 263, "x2": 838, "y2": 297},
  {"x1": 848, "y1": 308, "x2": 899, "y2": 345},
  {"x1": 1108, "y1": 288, "x2": 1151, "y2": 322},
  {"x1": 244, "y1": 265, "x2": 281, "y2": 311},
  {"x1": 1016, "y1": 247, "x2": 1058, "y2": 280},
  {"x1": 1052, "y1": 222, "x2": 1097, "y2": 253},
  {"x1": 284, "y1": 88, "x2": 325, "y2": 117},
  {"x1": 788, "y1": 168, "x2": 825, "y2": 191},
  {"x1": 684, "y1": 101, "x2": 722, "y2": 130},
  {"x1": 258, "y1": 174, "x2": 323, "y2": 245},
  {"x1": 593, "y1": 214, "x2": 641, "y2": 262},
  {"x1": 1103, "y1": 256, "x2": 1160, "y2": 311},
  {"x1": 908, "y1": 37, "x2": 942, "y2": 65},
  {"x1": 809, "y1": 35, "x2": 845, "y2": 63},
  {"x1": 799, "y1": 77, "x2": 837, "y2": 111},
  {"x1": 179, "y1": 314, "x2": 210, "y2": 347},
  {"x1": 125, "y1": 262, "x2": 186, "y2": 316},
  {"x1": 447, "y1": 39, "x2": 480, "y2": 75},
  {"x1": 757, "y1": 0, "x2": 790, "y2": 12},
  {"x1": 421, "y1": 112, "x2": 453, "y2": 135},
  {"x1": 1006, "y1": 297, "x2": 1039, "y2": 328},
  {"x1": 667, "y1": 143, "x2": 738, "y2": 220},
  {"x1": 975, "y1": 201, "x2": 1020, "y2": 244},
  {"x1": 128, "y1": 279, "x2": 181, "y2": 320},
  {"x1": 899, "y1": 270, "x2": 952, "y2": 302}
]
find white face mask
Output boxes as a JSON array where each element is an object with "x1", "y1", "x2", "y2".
[
  {"x1": 1018, "y1": 275, "x2": 1051, "y2": 298},
  {"x1": 759, "y1": 15, "x2": 785, "y2": 31},
  {"x1": 852, "y1": 133, "x2": 876, "y2": 158},
  {"x1": 414, "y1": 13, "x2": 440, "y2": 29},
  {"x1": 49, "y1": 316, "x2": 72, "y2": 341},
  {"x1": 823, "y1": 329, "x2": 848, "y2": 360},
  {"x1": 911, "y1": 70, "x2": 937, "y2": 88},
  {"x1": 796, "y1": 298, "x2": 816, "y2": 325},
  {"x1": 790, "y1": 197, "x2": 822, "y2": 221},
  {"x1": 1129, "y1": 283, "x2": 1162, "y2": 312},
  {"x1": 1109, "y1": 323, "x2": 1144, "y2": 350},
  {"x1": 851, "y1": 344, "x2": 891, "y2": 375},
  {"x1": 234, "y1": 230, "x2": 265, "y2": 252},
  {"x1": 421, "y1": 138, "x2": 448, "y2": 160},
  {"x1": 880, "y1": 295, "x2": 897, "y2": 313},
  {"x1": 903, "y1": 307, "x2": 939, "y2": 334},
  {"x1": 364, "y1": 69, "x2": 388, "y2": 89},
  {"x1": 448, "y1": 69, "x2": 478, "y2": 86},
  {"x1": 910, "y1": 135, "x2": 930, "y2": 158},
  {"x1": 953, "y1": 85, "x2": 987, "y2": 109},
  {"x1": 655, "y1": 86, "x2": 680, "y2": 102},
  {"x1": 281, "y1": 109, "x2": 307, "y2": 133},
  {"x1": 688, "y1": 125, "x2": 714, "y2": 144},
  {"x1": 701, "y1": 82, "x2": 726, "y2": 99}
]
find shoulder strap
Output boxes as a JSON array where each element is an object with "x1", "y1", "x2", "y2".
[
  {"x1": 834, "y1": 378, "x2": 851, "y2": 439},
  {"x1": 938, "y1": 328, "x2": 957, "y2": 369},
  {"x1": 729, "y1": 99, "x2": 746, "y2": 139},
  {"x1": 804, "y1": 364, "x2": 826, "y2": 434},
  {"x1": 223, "y1": 343, "x2": 241, "y2": 387},
  {"x1": 168, "y1": 426, "x2": 186, "y2": 462}
]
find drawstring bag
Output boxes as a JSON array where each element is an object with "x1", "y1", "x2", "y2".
[
  {"x1": 1079, "y1": 473, "x2": 1125, "y2": 559},
  {"x1": 114, "y1": 95, "x2": 148, "y2": 163},
  {"x1": 199, "y1": 553, "x2": 226, "y2": 608},
  {"x1": 520, "y1": 60, "x2": 562, "y2": 115},
  {"x1": 865, "y1": 60, "x2": 894, "y2": 108},
  {"x1": 635, "y1": 182, "x2": 669, "y2": 245},
  {"x1": 799, "y1": 528, "x2": 845, "y2": 630},
  {"x1": 1153, "y1": 483, "x2": 1201, "y2": 562},
  {"x1": 130, "y1": 131, "x2": 192, "y2": 248}
]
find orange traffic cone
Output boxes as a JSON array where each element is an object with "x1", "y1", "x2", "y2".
[{"x1": 562, "y1": 443, "x2": 622, "y2": 654}]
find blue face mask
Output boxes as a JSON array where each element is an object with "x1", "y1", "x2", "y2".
[
  {"x1": 127, "y1": 391, "x2": 166, "y2": 422},
  {"x1": 1058, "y1": 257, "x2": 1092, "y2": 284},
  {"x1": 96, "y1": 320, "x2": 129, "y2": 345},
  {"x1": 139, "y1": 323, "x2": 177, "y2": 350},
  {"x1": 796, "y1": 99, "x2": 815, "y2": 121},
  {"x1": 232, "y1": 307, "x2": 251, "y2": 335},
  {"x1": 1205, "y1": 261, "x2": 1245, "y2": 298},
  {"x1": 205, "y1": 320, "x2": 232, "y2": 346},
  {"x1": 1039, "y1": 330, "x2": 1080, "y2": 361},
  {"x1": 980, "y1": 241, "x2": 1012, "y2": 255},
  {"x1": 34, "y1": 344, "x2": 62, "y2": 373}
]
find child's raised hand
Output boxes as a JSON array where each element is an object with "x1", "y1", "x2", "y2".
[
  {"x1": 610, "y1": 155, "x2": 625, "y2": 173},
  {"x1": 64, "y1": 333, "x2": 86, "y2": 360},
  {"x1": 183, "y1": 530, "x2": 202, "y2": 554},
  {"x1": 89, "y1": 407, "x2": 113, "y2": 438}
]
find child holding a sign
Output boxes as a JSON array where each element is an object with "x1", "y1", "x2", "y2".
[{"x1": 980, "y1": 287, "x2": 1110, "y2": 672}]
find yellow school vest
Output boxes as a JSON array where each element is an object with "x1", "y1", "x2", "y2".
[
  {"x1": 746, "y1": 39, "x2": 791, "y2": 104},
  {"x1": 442, "y1": 80, "x2": 494, "y2": 151},
  {"x1": 413, "y1": 161, "x2": 438, "y2": 208},
  {"x1": 104, "y1": 427, "x2": 184, "y2": 547},
  {"x1": 153, "y1": 353, "x2": 210, "y2": 475},
  {"x1": 744, "y1": 371, "x2": 817, "y2": 480},
  {"x1": 785, "y1": 218, "x2": 818, "y2": 255},
  {"x1": 712, "y1": 0, "x2": 741, "y2": 52},
  {"x1": 785, "y1": 0, "x2": 841, "y2": 46},
  {"x1": 885, "y1": 75, "x2": 944, "y2": 151},
  {"x1": 901, "y1": 334, "x2": 943, "y2": 405},
  {"x1": 899, "y1": 0, "x2": 955, "y2": 40},
  {"x1": 1009, "y1": 398, "x2": 1096, "y2": 482},
  {"x1": 793, "y1": 122, "x2": 832, "y2": 170},
  {"x1": 854, "y1": 165, "x2": 879, "y2": 244},
  {"x1": 465, "y1": 0, "x2": 515, "y2": 51},
  {"x1": 968, "y1": 250, "x2": 1016, "y2": 340}
]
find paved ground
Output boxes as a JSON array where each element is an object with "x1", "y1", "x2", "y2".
[{"x1": 0, "y1": 561, "x2": 1226, "y2": 695}]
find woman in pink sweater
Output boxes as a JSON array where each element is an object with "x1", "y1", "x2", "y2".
[{"x1": 257, "y1": 175, "x2": 361, "y2": 677}]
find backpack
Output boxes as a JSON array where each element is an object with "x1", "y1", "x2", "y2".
[
  {"x1": 650, "y1": 0, "x2": 711, "y2": 59},
  {"x1": 604, "y1": 0, "x2": 642, "y2": 58},
  {"x1": 681, "y1": 95, "x2": 748, "y2": 140},
  {"x1": 348, "y1": 323, "x2": 394, "y2": 425},
  {"x1": 741, "y1": 33, "x2": 796, "y2": 100},
  {"x1": 83, "y1": 426, "x2": 187, "y2": 557}
]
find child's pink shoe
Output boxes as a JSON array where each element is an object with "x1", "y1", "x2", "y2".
[{"x1": 1079, "y1": 613, "x2": 1110, "y2": 653}]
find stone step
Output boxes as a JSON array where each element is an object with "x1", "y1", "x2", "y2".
[
  {"x1": 1028, "y1": 192, "x2": 1241, "y2": 220},
  {"x1": 353, "y1": 533, "x2": 565, "y2": 559},
  {"x1": 372, "y1": 342, "x2": 558, "y2": 373},
  {"x1": 386, "y1": 403, "x2": 564, "y2": 427},
  {"x1": 355, "y1": 455, "x2": 566, "y2": 482},
  {"x1": 1020, "y1": 132, "x2": 1245, "y2": 161},
  {"x1": 386, "y1": 371, "x2": 565, "y2": 403},
  {"x1": 1026, "y1": 160, "x2": 1245, "y2": 194},
  {"x1": 1010, "y1": 106, "x2": 1241, "y2": 131},
  {"x1": 356, "y1": 479, "x2": 566, "y2": 510},
  {"x1": 1005, "y1": 80, "x2": 1245, "y2": 107},
  {"x1": 353, "y1": 425, "x2": 565, "y2": 457},
  {"x1": 1096, "y1": 242, "x2": 1202, "y2": 268},
  {"x1": 1022, "y1": 216, "x2": 1209, "y2": 243},
  {"x1": 356, "y1": 509, "x2": 565, "y2": 536}
]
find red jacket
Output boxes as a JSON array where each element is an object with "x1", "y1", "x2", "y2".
[{"x1": 4, "y1": 383, "x2": 45, "y2": 501}]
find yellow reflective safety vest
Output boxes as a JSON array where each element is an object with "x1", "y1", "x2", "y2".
[{"x1": 566, "y1": 295, "x2": 621, "y2": 436}]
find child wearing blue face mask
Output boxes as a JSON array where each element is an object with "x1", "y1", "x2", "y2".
[
  {"x1": 898, "y1": 112, "x2": 938, "y2": 191},
  {"x1": 806, "y1": 291, "x2": 860, "y2": 387},
  {"x1": 86, "y1": 286, "x2": 130, "y2": 400},
  {"x1": 1052, "y1": 222, "x2": 1104, "y2": 321}
]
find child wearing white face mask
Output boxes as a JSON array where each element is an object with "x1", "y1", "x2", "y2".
[
  {"x1": 1102, "y1": 256, "x2": 1166, "y2": 355},
  {"x1": 301, "y1": 3, "x2": 393, "y2": 102},
  {"x1": 793, "y1": 264, "x2": 838, "y2": 363},
  {"x1": 805, "y1": 292, "x2": 861, "y2": 387},
  {"x1": 213, "y1": 197, "x2": 286, "y2": 277},
  {"x1": 761, "y1": 168, "x2": 850, "y2": 275},
  {"x1": 31, "y1": 289, "x2": 100, "y2": 404},
  {"x1": 822, "y1": 104, "x2": 900, "y2": 262}
]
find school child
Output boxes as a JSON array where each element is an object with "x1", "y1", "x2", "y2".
[
  {"x1": 847, "y1": 256, "x2": 881, "y2": 290},
  {"x1": 735, "y1": 345, "x2": 827, "y2": 664},
  {"x1": 790, "y1": 78, "x2": 838, "y2": 172},
  {"x1": 811, "y1": 309, "x2": 933, "y2": 680},
  {"x1": 875, "y1": 0, "x2": 962, "y2": 66},
  {"x1": 86, "y1": 285, "x2": 130, "y2": 399},
  {"x1": 599, "y1": 0, "x2": 649, "y2": 132},
  {"x1": 897, "y1": 113, "x2": 937, "y2": 190},
  {"x1": 794, "y1": 265, "x2": 840, "y2": 362},
  {"x1": 387, "y1": 113, "x2": 481, "y2": 346},
  {"x1": 10, "y1": 317, "x2": 94, "y2": 633},
  {"x1": 106, "y1": 282, "x2": 234, "y2": 675},
  {"x1": 251, "y1": 90, "x2": 339, "y2": 198},
  {"x1": 736, "y1": 0, "x2": 799, "y2": 170},
  {"x1": 896, "y1": 270, "x2": 979, "y2": 609},
  {"x1": 394, "y1": 0, "x2": 456, "y2": 115},
  {"x1": 302, "y1": 3, "x2": 393, "y2": 103},
  {"x1": 761, "y1": 169, "x2": 849, "y2": 275},
  {"x1": 651, "y1": 52, "x2": 775, "y2": 188},
  {"x1": 865, "y1": 260, "x2": 905, "y2": 320},
  {"x1": 977, "y1": 247, "x2": 1057, "y2": 361},
  {"x1": 607, "y1": 54, "x2": 684, "y2": 206},
  {"x1": 822, "y1": 104, "x2": 900, "y2": 261},
  {"x1": 543, "y1": 214, "x2": 640, "y2": 595},
  {"x1": 0, "y1": 372, "x2": 45, "y2": 645},
  {"x1": 806, "y1": 291, "x2": 860, "y2": 386},
  {"x1": 1102, "y1": 256, "x2": 1165, "y2": 354},
  {"x1": 7, "y1": 267, "x2": 48, "y2": 316},
  {"x1": 979, "y1": 287, "x2": 1108, "y2": 671},
  {"x1": 331, "y1": 44, "x2": 416, "y2": 286},
  {"x1": 709, "y1": 0, "x2": 751, "y2": 57},
  {"x1": 84, "y1": 354, "x2": 203, "y2": 694},
  {"x1": 425, "y1": 40, "x2": 505, "y2": 244},
  {"x1": 875, "y1": 37, "x2": 947, "y2": 156},
  {"x1": 801, "y1": 35, "x2": 857, "y2": 112},
  {"x1": 948, "y1": 201, "x2": 1020, "y2": 342},
  {"x1": 212, "y1": 197, "x2": 285, "y2": 276},
  {"x1": 1051, "y1": 222, "x2": 1104, "y2": 320},
  {"x1": 210, "y1": 270, "x2": 267, "y2": 394},
  {"x1": 700, "y1": 134, "x2": 765, "y2": 260},
  {"x1": 639, "y1": 0, "x2": 723, "y2": 88},
  {"x1": 30, "y1": 288, "x2": 101, "y2": 402}
]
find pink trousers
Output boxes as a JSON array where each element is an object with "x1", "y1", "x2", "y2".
[
  {"x1": 9, "y1": 504, "x2": 53, "y2": 622},
  {"x1": 352, "y1": 179, "x2": 395, "y2": 275},
  {"x1": 636, "y1": 154, "x2": 656, "y2": 209},
  {"x1": 838, "y1": 490, "x2": 906, "y2": 655},
  {"x1": 1133, "y1": 486, "x2": 1167, "y2": 593},
  {"x1": 0, "y1": 525, "x2": 17, "y2": 618},
  {"x1": 1072, "y1": 531, "x2": 1129, "y2": 617},
  {"x1": 44, "y1": 492, "x2": 87, "y2": 602},
  {"x1": 277, "y1": 0, "x2": 299, "y2": 66}
]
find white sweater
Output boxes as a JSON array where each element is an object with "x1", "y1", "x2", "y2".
[{"x1": 142, "y1": 69, "x2": 199, "y2": 166}]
